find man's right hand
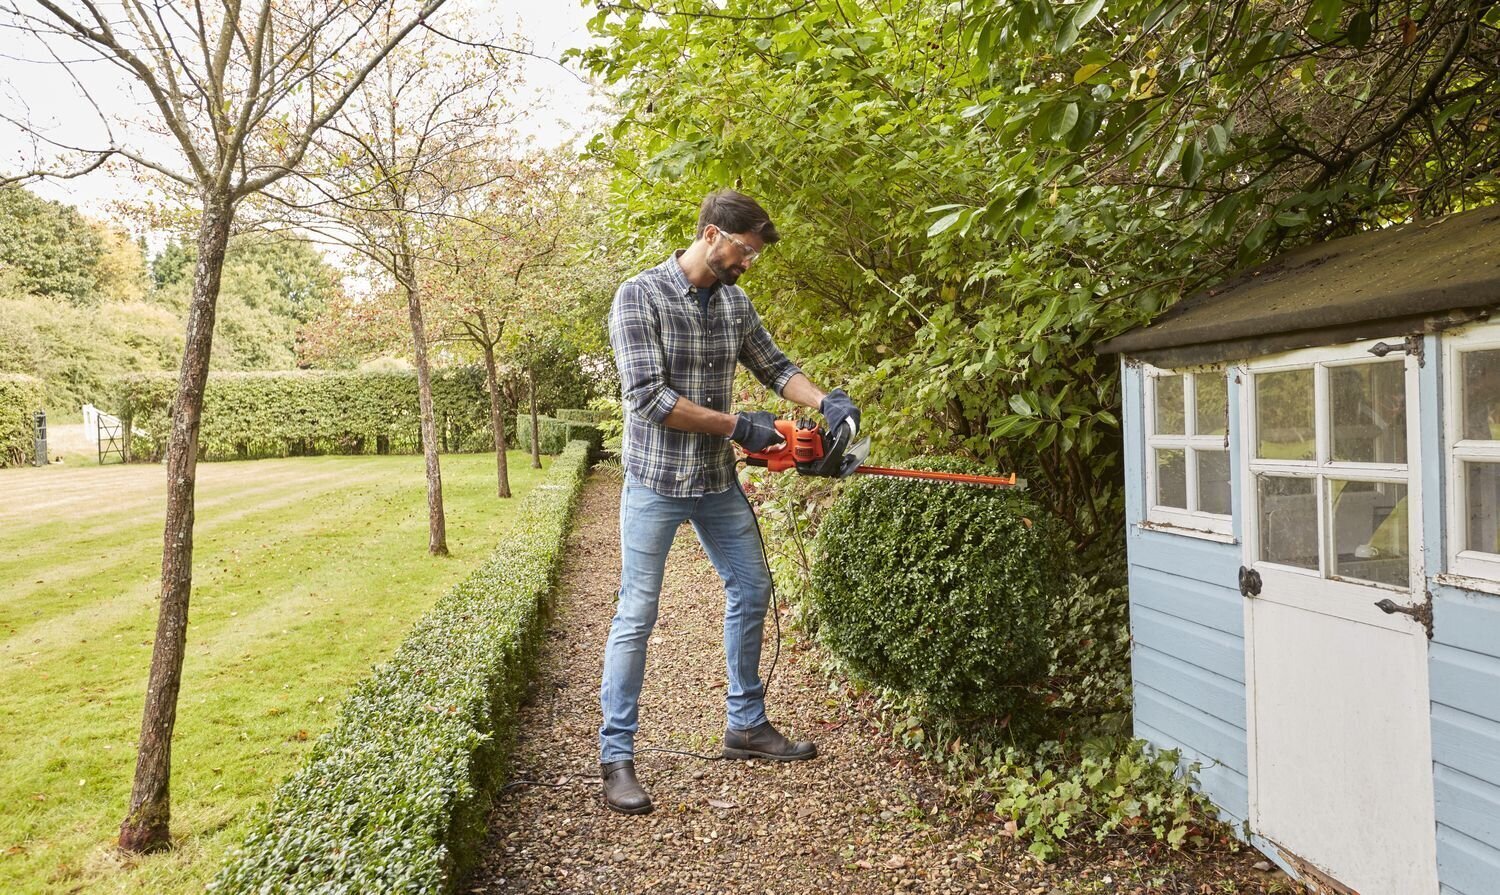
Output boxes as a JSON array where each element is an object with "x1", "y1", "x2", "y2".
[{"x1": 731, "y1": 410, "x2": 786, "y2": 453}]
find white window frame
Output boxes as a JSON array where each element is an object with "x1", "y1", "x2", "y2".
[
  {"x1": 1242, "y1": 339, "x2": 1420, "y2": 593},
  {"x1": 1142, "y1": 365, "x2": 1233, "y2": 538},
  {"x1": 1444, "y1": 324, "x2": 1500, "y2": 582}
]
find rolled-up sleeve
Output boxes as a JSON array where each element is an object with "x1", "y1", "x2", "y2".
[
  {"x1": 610, "y1": 281, "x2": 680, "y2": 423},
  {"x1": 739, "y1": 303, "x2": 802, "y2": 395}
]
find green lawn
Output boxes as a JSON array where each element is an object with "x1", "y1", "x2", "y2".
[{"x1": 0, "y1": 451, "x2": 550, "y2": 894}]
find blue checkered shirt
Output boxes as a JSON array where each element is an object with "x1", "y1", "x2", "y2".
[{"x1": 610, "y1": 252, "x2": 802, "y2": 497}]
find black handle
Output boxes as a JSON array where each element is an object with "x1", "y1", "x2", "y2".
[
  {"x1": 1375, "y1": 598, "x2": 1434, "y2": 638},
  {"x1": 1238, "y1": 565, "x2": 1262, "y2": 598}
]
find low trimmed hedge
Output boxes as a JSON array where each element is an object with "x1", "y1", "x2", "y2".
[
  {"x1": 554, "y1": 407, "x2": 607, "y2": 424},
  {"x1": 109, "y1": 369, "x2": 497, "y2": 462},
  {"x1": 515, "y1": 413, "x2": 603, "y2": 455},
  {"x1": 210, "y1": 440, "x2": 592, "y2": 894},
  {"x1": 0, "y1": 374, "x2": 45, "y2": 467}
]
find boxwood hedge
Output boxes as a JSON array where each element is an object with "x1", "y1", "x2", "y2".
[
  {"x1": 109, "y1": 368, "x2": 498, "y2": 462},
  {"x1": 0, "y1": 374, "x2": 44, "y2": 467},
  {"x1": 810, "y1": 457, "x2": 1068, "y2": 726},
  {"x1": 210, "y1": 440, "x2": 591, "y2": 894}
]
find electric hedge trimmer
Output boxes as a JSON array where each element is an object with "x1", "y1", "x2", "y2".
[{"x1": 741, "y1": 418, "x2": 1020, "y2": 489}]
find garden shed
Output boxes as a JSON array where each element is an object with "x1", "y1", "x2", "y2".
[{"x1": 1098, "y1": 203, "x2": 1500, "y2": 895}]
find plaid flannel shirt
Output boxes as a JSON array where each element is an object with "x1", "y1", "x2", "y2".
[{"x1": 610, "y1": 252, "x2": 802, "y2": 497}]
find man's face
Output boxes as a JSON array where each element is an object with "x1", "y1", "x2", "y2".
[{"x1": 705, "y1": 227, "x2": 765, "y2": 286}]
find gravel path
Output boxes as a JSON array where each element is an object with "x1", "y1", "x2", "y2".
[{"x1": 471, "y1": 474, "x2": 1295, "y2": 895}]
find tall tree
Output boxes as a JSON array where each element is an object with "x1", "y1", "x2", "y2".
[
  {"x1": 582, "y1": 0, "x2": 1500, "y2": 546},
  {"x1": 0, "y1": 0, "x2": 448, "y2": 852},
  {"x1": 430, "y1": 151, "x2": 615, "y2": 492},
  {"x1": 268, "y1": 13, "x2": 518, "y2": 553}
]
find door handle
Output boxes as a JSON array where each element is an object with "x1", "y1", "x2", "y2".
[
  {"x1": 1374, "y1": 598, "x2": 1434, "y2": 638},
  {"x1": 1238, "y1": 565, "x2": 1262, "y2": 598}
]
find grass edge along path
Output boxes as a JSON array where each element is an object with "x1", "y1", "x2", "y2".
[{"x1": 209, "y1": 441, "x2": 592, "y2": 894}]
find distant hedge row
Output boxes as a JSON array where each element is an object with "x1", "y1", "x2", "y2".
[
  {"x1": 514, "y1": 412, "x2": 604, "y2": 456},
  {"x1": 0, "y1": 374, "x2": 44, "y2": 467},
  {"x1": 109, "y1": 369, "x2": 501, "y2": 461},
  {"x1": 210, "y1": 440, "x2": 591, "y2": 893}
]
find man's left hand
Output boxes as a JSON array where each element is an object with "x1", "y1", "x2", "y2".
[{"x1": 820, "y1": 388, "x2": 861, "y2": 437}]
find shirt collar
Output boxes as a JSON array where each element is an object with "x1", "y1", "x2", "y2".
[{"x1": 665, "y1": 249, "x2": 724, "y2": 297}]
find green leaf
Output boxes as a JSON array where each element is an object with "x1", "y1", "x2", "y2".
[
  {"x1": 927, "y1": 210, "x2": 964, "y2": 237},
  {"x1": 1050, "y1": 102, "x2": 1080, "y2": 140},
  {"x1": 1009, "y1": 394, "x2": 1033, "y2": 415},
  {"x1": 1073, "y1": 62, "x2": 1105, "y2": 84},
  {"x1": 1180, "y1": 139, "x2": 1204, "y2": 185},
  {"x1": 1205, "y1": 124, "x2": 1229, "y2": 155},
  {"x1": 1074, "y1": 0, "x2": 1107, "y2": 30},
  {"x1": 1346, "y1": 10, "x2": 1372, "y2": 47},
  {"x1": 1274, "y1": 209, "x2": 1311, "y2": 227},
  {"x1": 1056, "y1": 17, "x2": 1080, "y2": 53}
]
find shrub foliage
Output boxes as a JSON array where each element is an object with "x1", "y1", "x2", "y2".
[
  {"x1": 0, "y1": 373, "x2": 45, "y2": 467},
  {"x1": 515, "y1": 412, "x2": 604, "y2": 456},
  {"x1": 811, "y1": 459, "x2": 1067, "y2": 724},
  {"x1": 210, "y1": 440, "x2": 590, "y2": 894},
  {"x1": 110, "y1": 369, "x2": 496, "y2": 461}
]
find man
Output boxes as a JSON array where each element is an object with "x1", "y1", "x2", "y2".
[{"x1": 600, "y1": 189, "x2": 861, "y2": 815}]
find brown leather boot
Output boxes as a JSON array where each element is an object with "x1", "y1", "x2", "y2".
[
  {"x1": 722, "y1": 720, "x2": 818, "y2": 761},
  {"x1": 600, "y1": 759, "x2": 653, "y2": 814}
]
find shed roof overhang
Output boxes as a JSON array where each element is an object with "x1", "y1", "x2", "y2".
[{"x1": 1096, "y1": 203, "x2": 1500, "y2": 368}]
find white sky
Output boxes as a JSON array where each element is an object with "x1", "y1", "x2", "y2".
[{"x1": 0, "y1": 1, "x2": 604, "y2": 231}]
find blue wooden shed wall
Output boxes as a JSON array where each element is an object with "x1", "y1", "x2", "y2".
[
  {"x1": 1120, "y1": 364, "x2": 1250, "y2": 823},
  {"x1": 1121, "y1": 345, "x2": 1500, "y2": 892}
]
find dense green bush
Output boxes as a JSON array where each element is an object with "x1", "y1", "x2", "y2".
[
  {"x1": 554, "y1": 407, "x2": 606, "y2": 424},
  {"x1": 210, "y1": 441, "x2": 590, "y2": 894},
  {"x1": 515, "y1": 413, "x2": 603, "y2": 455},
  {"x1": 810, "y1": 457, "x2": 1067, "y2": 725},
  {"x1": 111, "y1": 368, "x2": 494, "y2": 461},
  {"x1": 0, "y1": 374, "x2": 45, "y2": 467}
]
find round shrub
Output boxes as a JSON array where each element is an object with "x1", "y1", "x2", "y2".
[{"x1": 810, "y1": 457, "x2": 1067, "y2": 722}]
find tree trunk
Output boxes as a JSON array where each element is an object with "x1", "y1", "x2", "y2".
[
  {"x1": 482, "y1": 342, "x2": 511, "y2": 498},
  {"x1": 398, "y1": 256, "x2": 448, "y2": 556},
  {"x1": 528, "y1": 364, "x2": 542, "y2": 469},
  {"x1": 119, "y1": 195, "x2": 234, "y2": 854}
]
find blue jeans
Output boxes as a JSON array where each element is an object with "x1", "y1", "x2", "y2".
[{"x1": 598, "y1": 475, "x2": 772, "y2": 763}]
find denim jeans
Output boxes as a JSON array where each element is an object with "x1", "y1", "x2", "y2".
[{"x1": 598, "y1": 474, "x2": 772, "y2": 763}]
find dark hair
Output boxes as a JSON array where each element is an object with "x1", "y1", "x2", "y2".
[{"x1": 695, "y1": 189, "x2": 780, "y2": 244}]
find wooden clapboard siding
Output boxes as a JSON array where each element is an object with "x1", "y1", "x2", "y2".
[
  {"x1": 1121, "y1": 363, "x2": 1252, "y2": 824},
  {"x1": 1429, "y1": 584, "x2": 1500, "y2": 894}
]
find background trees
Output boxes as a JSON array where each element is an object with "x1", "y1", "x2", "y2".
[
  {"x1": 1, "y1": 0, "x2": 450, "y2": 852},
  {"x1": 580, "y1": 0, "x2": 1500, "y2": 549}
]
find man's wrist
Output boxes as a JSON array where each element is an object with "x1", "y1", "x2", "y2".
[{"x1": 722, "y1": 411, "x2": 740, "y2": 438}]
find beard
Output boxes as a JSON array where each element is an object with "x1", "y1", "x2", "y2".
[{"x1": 706, "y1": 244, "x2": 745, "y2": 286}]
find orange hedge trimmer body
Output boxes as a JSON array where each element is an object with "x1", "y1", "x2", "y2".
[{"x1": 741, "y1": 419, "x2": 1020, "y2": 489}]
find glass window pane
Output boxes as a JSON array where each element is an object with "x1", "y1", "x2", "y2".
[
  {"x1": 1154, "y1": 375, "x2": 1185, "y2": 435},
  {"x1": 1329, "y1": 480, "x2": 1409, "y2": 588},
  {"x1": 1258, "y1": 475, "x2": 1318, "y2": 569},
  {"x1": 1330, "y1": 362, "x2": 1406, "y2": 464},
  {"x1": 1256, "y1": 369, "x2": 1314, "y2": 460},
  {"x1": 1465, "y1": 462, "x2": 1500, "y2": 555},
  {"x1": 1194, "y1": 372, "x2": 1228, "y2": 438},
  {"x1": 1155, "y1": 449, "x2": 1187, "y2": 508},
  {"x1": 1197, "y1": 450, "x2": 1231, "y2": 516},
  {"x1": 1462, "y1": 349, "x2": 1500, "y2": 441}
]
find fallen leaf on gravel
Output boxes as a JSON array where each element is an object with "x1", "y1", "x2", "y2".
[{"x1": 707, "y1": 798, "x2": 737, "y2": 809}]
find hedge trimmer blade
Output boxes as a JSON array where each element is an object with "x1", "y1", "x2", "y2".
[{"x1": 850, "y1": 465, "x2": 1021, "y2": 489}]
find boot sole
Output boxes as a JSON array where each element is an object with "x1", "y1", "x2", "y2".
[
  {"x1": 604, "y1": 797, "x2": 654, "y2": 815},
  {"x1": 720, "y1": 746, "x2": 818, "y2": 761}
]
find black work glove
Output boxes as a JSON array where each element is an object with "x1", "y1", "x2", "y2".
[
  {"x1": 731, "y1": 410, "x2": 785, "y2": 453},
  {"x1": 820, "y1": 388, "x2": 861, "y2": 437}
]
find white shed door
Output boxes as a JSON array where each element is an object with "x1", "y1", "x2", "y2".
[{"x1": 1240, "y1": 341, "x2": 1438, "y2": 895}]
